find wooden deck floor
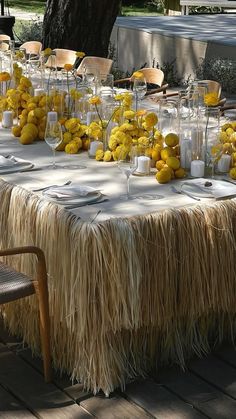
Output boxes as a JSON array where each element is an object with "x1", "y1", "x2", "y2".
[{"x1": 0, "y1": 322, "x2": 236, "y2": 418}]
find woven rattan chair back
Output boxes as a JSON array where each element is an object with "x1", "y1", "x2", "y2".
[
  {"x1": 77, "y1": 56, "x2": 113, "y2": 77},
  {"x1": 0, "y1": 246, "x2": 51, "y2": 382}
]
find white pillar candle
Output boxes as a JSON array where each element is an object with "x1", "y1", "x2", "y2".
[
  {"x1": 217, "y1": 154, "x2": 231, "y2": 173},
  {"x1": 190, "y1": 160, "x2": 205, "y2": 177},
  {"x1": 47, "y1": 111, "x2": 58, "y2": 122},
  {"x1": 2, "y1": 110, "x2": 14, "y2": 128},
  {"x1": 137, "y1": 156, "x2": 150, "y2": 175},
  {"x1": 180, "y1": 139, "x2": 191, "y2": 169},
  {"x1": 89, "y1": 141, "x2": 103, "y2": 157},
  {"x1": 34, "y1": 88, "x2": 44, "y2": 97}
]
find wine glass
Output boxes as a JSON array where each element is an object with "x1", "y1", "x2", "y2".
[
  {"x1": 132, "y1": 76, "x2": 147, "y2": 111},
  {"x1": 44, "y1": 121, "x2": 62, "y2": 169},
  {"x1": 117, "y1": 145, "x2": 138, "y2": 200}
]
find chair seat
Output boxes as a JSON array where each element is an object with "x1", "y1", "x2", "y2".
[{"x1": 0, "y1": 262, "x2": 35, "y2": 304}]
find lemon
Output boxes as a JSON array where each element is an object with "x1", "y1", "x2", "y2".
[
  {"x1": 19, "y1": 132, "x2": 34, "y2": 145},
  {"x1": 56, "y1": 141, "x2": 66, "y2": 151},
  {"x1": 163, "y1": 165, "x2": 174, "y2": 179},
  {"x1": 229, "y1": 167, "x2": 236, "y2": 180},
  {"x1": 19, "y1": 116, "x2": 27, "y2": 128},
  {"x1": 38, "y1": 130, "x2": 45, "y2": 141},
  {"x1": 27, "y1": 102, "x2": 37, "y2": 111},
  {"x1": 175, "y1": 167, "x2": 186, "y2": 179},
  {"x1": 21, "y1": 109, "x2": 28, "y2": 117},
  {"x1": 145, "y1": 147, "x2": 153, "y2": 158},
  {"x1": 156, "y1": 159, "x2": 166, "y2": 171},
  {"x1": 151, "y1": 149, "x2": 161, "y2": 161},
  {"x1": 34, "y1": 107, "x2": 45, "y2": 119},
  {"x1": 161, "y1": 146, "x2": 176, "y2": 161},
  {"x1": 156, "y1": 168, "x2": 172, "y2": 184},
  {"x1": 232, "y1": 152, "x2": 236, "y2": 162},
  {"x1": 11, "y1": 125, "x2": 21, "y2": 137},
  {"x1": 63, "y1": 132, "x2": 72, "y2": 144},
  {"x1": 165, "y1": 132, "x2": 179, "y2": 147},
  {"x1": 221, "y1": 123, "x2": 232, "y2": 132},
  {"x1": 27, "y1": 115, "x2": 38, "y2": 125},
  {"x1": 166, "y1": 156, "x2": 180, "y2": 170},
  {"x1": 22, "y1": 123, "x2": 38, "y2": 139},
  {"x1": 73, "y1": 137, "x2": 83, "y2": 149}
]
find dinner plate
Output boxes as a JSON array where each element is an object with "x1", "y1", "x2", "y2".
[
  {"x1": 181, "y1": 179, "x2": 236, "y2": 199},
  {"x1": 44, "y1": 191, "x2": 102, "y2": 207},
  {"x1": 0, "y1": 162, "x2": 34, "y2": 174}
]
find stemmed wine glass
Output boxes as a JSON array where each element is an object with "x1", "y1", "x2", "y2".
[
  {"x1": 132, "y1": 76, "x2": 147, "y2": 111},
  {"x1": 44, "y1": 121, "x2": 63, "y2": 169},
  {"x1": 117, "y1": 145, "x2": 138, "y2": 200}
]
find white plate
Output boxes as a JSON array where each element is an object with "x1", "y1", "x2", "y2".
[
  {"x1": 181, "y1": 179, "x2": 236, "y2": 199},
  {"x1": 45, "y1": 192, "x2": 102, "y2": 207},
  {"x1": 0, "y1": 162, "x2": 34, "y2": 174}
]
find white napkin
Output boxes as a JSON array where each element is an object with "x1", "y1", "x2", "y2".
[
  {"x1": 44, "y1": 185, "x2": 100, "y2": 199},
  {"x1": 0, "y1": 155, "x2": 15, "y2": 167},
  {"x1": 181, "y1": 178, "x2": 236, "y2": 199}
]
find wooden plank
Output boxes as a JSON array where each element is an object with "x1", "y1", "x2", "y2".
[
  {"x1": 81, "y1": 393, "x2": 153, "y2": 419},
  {"x1": 0, "y1": 321, "x2": 91, "y2": 403},
  {"x1": 215, "y1": 344, "x2": 236, "y2": 368},
  {"x1": 0, "y1": 384, "x2": 36, "y2": 418},
  {"x1": 158, "y1": 366, "x2": 236, "y2": 419},
  {"x1": 20, "y1": 348, "x2": 92, "y2": 403},
  {"x1": 124, "y1": 379, "x2": 207, "y2": 419},
  {"x1": 0, "y1": 344, "x2": 93, "y2": 419},
  {"x1": 189, "y1": 355, "x2": 236, "y2": 400}
]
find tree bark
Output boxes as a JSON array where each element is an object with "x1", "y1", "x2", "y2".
[{"x1": 42, "y1": 0, "x2": 121, "y2": 57}]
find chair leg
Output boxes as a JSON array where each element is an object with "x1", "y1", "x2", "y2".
[{"x1": 34, "y1": 277, "x2": 51, "y2": 383}]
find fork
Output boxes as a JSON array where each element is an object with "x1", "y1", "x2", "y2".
[
  {"x1": 32, "y1": 180, "x2": 72, "y2": 192},
  {"x1": 171, "y1": 185, "x2": 201, "y2": 201}
]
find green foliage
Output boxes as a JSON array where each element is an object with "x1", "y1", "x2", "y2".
[
  {"x1": 196, "y1": 57, "x2": 236, "y2": 93},
  {"x1": 14, "y1": 17, "x2": 43, "y2": 43},
  {"x1": 152, "y1": 58, "x2": 181, "y2": 86},
  {"x1": 7, "y1": 0, "x2": 45, "y2": 13},
  {"x1": 189, "y1": 6, "x2": 222, "y2": 14}
]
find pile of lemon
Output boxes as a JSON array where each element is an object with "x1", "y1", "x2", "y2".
[
  {"x1": 155, "y1": 133, "x2": 185, "y2": 183},
  {"x1": 219, "y1": 121, "x2": 236, "y2": 179},
  {"x1": 11, "y1": 93, "x2": 47, "y2": 144}
]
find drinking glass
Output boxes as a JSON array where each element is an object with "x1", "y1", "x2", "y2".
[
  {"x1": 44, "y1": 121, "x2": 62, "y2": 169},
  {"x1": 117, "y1": 145, "x2": 138, "y2": 200},
  {"x1": 132, "y1": 77, "x2": 147, "y2": 111}
]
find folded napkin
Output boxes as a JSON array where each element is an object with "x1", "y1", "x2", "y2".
[
  {"x1": 44, "y1": 185, "x2": 101, "y2": 199},
  {"x1": 0, "y1": 155, "x2": 15, "y2": 167},
  {"x1": 181, "y1": 178, "x2": 236, "y2": 199}
]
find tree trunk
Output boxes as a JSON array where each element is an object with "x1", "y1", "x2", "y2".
[{"x1": 42, "y1": 0, "x2": 121, "y2": 57}]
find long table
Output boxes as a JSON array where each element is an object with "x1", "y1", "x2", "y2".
[{"x1": 1, "y1": 129, "x2": 236, "y2": 395}]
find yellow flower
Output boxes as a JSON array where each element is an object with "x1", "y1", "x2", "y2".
[
  {"x1": 138, "y1": 136, "x2": 149, "y2": 147},
  {"x1": 43, "y1": 48, "x2": 52, "y2": 56},
  {"x1": 89, "y1": 96, "x2": 102, "y2": 106},
  {"x1": 65, "y1": 142, "x2": 79, "y2": 154},
  {"x1": 19, "y1": 76, "x2": 32, "y2": 88},
  {"x1": 76, "y1": 51, "x2": 85, "y2": 59},
  {"x1": 123, "y1": 110, "x2": 136, "y2": 120},
  {"x1": 70, "y1": 88, "x2": 83, "y2": 100},
  {"x1": 103, "y1": 150, "x2": 112, "y2": 162},
  {"x1": 0, "y1": 71, "x2": 11, "y2": 82},
  {"x1": 136, "y1": 109, "x2": 147, "y2": 117},
  {"x1": 204, "y1": 92, "x2": 219, "y2": 107},
  {"x1": 132, "y1": 71, "x2": 144, "y2": 79},
  {"x1": 114, "y1": 93, "x2": 123, "y2": 101},
  {"x1": 144, "y1": 112, "x2": 158, "y2": 127},
  {"x1": 64, "y1": 63, "x2": 73, "y2": 71},
  {"x1": 108, "y1": 135, "x2": 118, "y2": 151},
  {"x1": 95, "y1": 149, "x2": 104, "y2": 161}
]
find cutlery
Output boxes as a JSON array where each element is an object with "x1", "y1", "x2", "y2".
[
  {"x1": 33, "y1": 180, "x2": 72, "y2": 192},
  {"x1": 66, "y1": 198, "x2": 109, "y2": 209},
  {"x1": 171, "y1": 185, "x2": 201, "y2": 201}
]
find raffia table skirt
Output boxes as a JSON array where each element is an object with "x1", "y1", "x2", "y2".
[{"x1": 1, "y1": 178, "x2": 236, "y2": 395}]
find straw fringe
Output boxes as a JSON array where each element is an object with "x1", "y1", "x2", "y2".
[{"x1": 1, "y1": 179, "x2": 236, "y2": 394}]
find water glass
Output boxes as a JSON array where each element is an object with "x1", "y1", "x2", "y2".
[
  {"x1": 44, "y1": 120, "x2": 63, "y2": 169},
  {"x1": 117, "y1": 145, "x2": 138, "y2": 200}
]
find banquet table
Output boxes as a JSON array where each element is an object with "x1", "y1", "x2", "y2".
[{"x1": 1, "y1": 126, "x2": 236, "y2": 395}]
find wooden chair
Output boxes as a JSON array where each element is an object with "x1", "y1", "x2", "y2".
[
  {"x1": 21, "y1": 41, "x2": 42, "y2": 56},
  {"x1": 77, "y1": 56, "x2": 113, "y2": 78},
  {"x1": 46, "y1": 48, "x2": 77, "y2": 68},
  {"x1": 0, "y1": 246, "x2": 51, "y2": 383},
  {"x1": 114, "y1": 67, "x2": 169, "y2": 96}
]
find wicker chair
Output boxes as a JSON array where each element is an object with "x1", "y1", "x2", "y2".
[
  {"x1": 114, "y1": 67, "x2": 168, "y2": 96},
  {"x1": 0, "y1": 34, "x2": 10, "y2": 41},
  {"x1": 77, "y1": 56, "x2": 113, "y2": 78},
  {"x1": 21, "y1": 41, "x2": 42, "y2": 56},
  {"x1": 0, "y1": 246, "x2": 51, "y2": 382},
  {"x1": 46, "y1": 48, "x2": 77, "y2": 68}
]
